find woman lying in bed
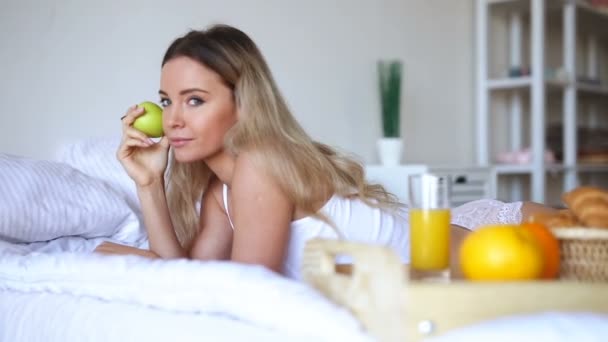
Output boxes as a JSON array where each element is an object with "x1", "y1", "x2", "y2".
[{"x1": 95, "y1": 24, "x2": 556, "y2": 279}]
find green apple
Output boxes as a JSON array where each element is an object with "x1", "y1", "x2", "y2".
[{"x1": 133, "y1": 101, "x2": 164, "y2": 138}]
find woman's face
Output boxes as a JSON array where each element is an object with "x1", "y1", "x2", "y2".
[{"x1": 159, "y1": 56, "x2": 237, "y2": 163}]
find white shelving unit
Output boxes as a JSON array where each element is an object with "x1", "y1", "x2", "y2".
[
  {"x1": 365, "y1": 165, "x2": 497, "y2": 207},
  {"x1": 476, "y1": 0, "x2": 608, "y2": 203}
]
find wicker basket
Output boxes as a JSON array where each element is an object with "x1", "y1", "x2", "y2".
[{"x1": 552, "y1": 227, "x2": 608, "y2": 282}]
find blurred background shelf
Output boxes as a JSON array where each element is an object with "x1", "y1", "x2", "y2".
[
  {"x1": 495, "y1": 163, "x2": 608, "y2": 174},
  {"x1": 488, "y1": 77, "x2": 608, "y2": 96},
  {"x1": 487, "y1": 76, "x2": 532, "y2": 89},
  {"x1": 365, "y1": 165, "x2": 496, "y2": 208},
  {"x1": 476, "y1": 0, "x2": 608, "y2": 205}
]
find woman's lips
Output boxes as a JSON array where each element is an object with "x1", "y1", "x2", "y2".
[{"x1": 169, "y1": 138, "x2": 192, "y2": 148}]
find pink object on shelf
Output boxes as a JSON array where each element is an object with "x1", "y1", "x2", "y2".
[
  {"x1": 496, "y1": 148, "x2": 556, "y2": 165},
  {"x1": 590, "y1": 0, "x2": 608, "y2": 6}
]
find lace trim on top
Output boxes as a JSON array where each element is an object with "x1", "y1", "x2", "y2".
[{"x1": 450, "y1": 199, "x2": 523, "y2": 230}]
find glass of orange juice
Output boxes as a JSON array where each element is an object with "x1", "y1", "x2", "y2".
[{"x1": 408, "y1": 173, "x2": 451, "y2": 282}]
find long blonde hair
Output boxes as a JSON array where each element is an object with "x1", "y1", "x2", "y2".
[{"x1": 163, "y1": 24, "x2": 401, "y2": 248}]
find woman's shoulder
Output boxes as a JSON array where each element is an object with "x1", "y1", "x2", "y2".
[{"x1": 232, "y1": 151, "x2": 281, "y2": 190}]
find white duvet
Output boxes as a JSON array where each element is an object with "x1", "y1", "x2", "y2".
[
  {"x1": 0, "y1": 249, "x2": 370, "y2": 341},
  {"x1": 0, "y1": 217, "x2": 371, "y2": 341},
  {"x1": 0, "y1": 145, "x2": 371, "y2": 341},
  {"x1": 2, "y1": 139, "x2": 606, "y2": 341}
]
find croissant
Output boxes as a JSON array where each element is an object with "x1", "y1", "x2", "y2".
[
  {"x1": 532, "y1": 209, "x2": 580, "y2": 228},
  {"x1": 562, "y1": 186, "x2": 608, "y2": 228}
]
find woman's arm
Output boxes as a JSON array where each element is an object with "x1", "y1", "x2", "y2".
[
  {"x1": 114, "y1": 105, "x2": 182, "y2": 258},
  {"x1": 520, "y1": 201, "x2": 559, "y2": 222},
  {"x1": 188, "y1": 156, "x2": 291, "y2": 272},
  {"x1": 94, "y1": 178, "x2": 185, "y2": 259},
  {"x1": 229, "y1": 153, "x2": 292, "y2": 273},
  {"x1": 95, "y1": 241, "x2": 160, "y2": 259},
  {"x1": 136, "y1": 177, "x2": 187, "y2": 258},
  {"x1": 95, "y1": 179, "x2": 231, "y2": 260}
]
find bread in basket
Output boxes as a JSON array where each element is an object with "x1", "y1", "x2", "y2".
[{"x1": 534, "y1": 186, "x2": 608, "y2": 282}]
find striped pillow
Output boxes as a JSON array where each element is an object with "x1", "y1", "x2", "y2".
[
  {"x1": 0, "y1": 154, "x2": 136, "y2": 243},
  {"x1": 55, "y1": 137, "x2": 140, "y2": 213}
]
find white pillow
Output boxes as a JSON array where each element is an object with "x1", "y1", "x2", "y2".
[
  {"x1": 54, "y1": 136, "x2": 140, "y2": 213},
  {"x1": 0, "y1": 154, "x2": 138, "y2": 244}
]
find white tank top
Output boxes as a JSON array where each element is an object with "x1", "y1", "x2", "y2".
[{"x1": 222, "y1": 184, "x2": 409, "y2": 280}]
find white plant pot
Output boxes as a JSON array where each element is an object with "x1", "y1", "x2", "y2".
[{"x1": 377, "y1": 137, "x2": 403, "y2": 166}]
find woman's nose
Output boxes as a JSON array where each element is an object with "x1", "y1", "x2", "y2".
[{"x1": 164, "y1": 107, "x2": 185, "y2": 129}]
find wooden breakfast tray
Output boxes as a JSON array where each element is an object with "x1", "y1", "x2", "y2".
[{"x1": 302, "y1": 239, "x2": 608, "y2": 342}]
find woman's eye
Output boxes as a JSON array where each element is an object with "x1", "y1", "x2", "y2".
[
  {"x1": 188, "y1": 97, "x2": 204, "y2": 106},
  {"x1": 159, "y1": 98, "x2": 171, "y2": 107}
]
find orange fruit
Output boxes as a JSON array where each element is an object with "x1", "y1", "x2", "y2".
[
  {"x1": 521, "y1": 222, "x2": 561, "y2": 279},
  {"x1": 459, "y1": 224, "x2": 544, "y2": 281}
]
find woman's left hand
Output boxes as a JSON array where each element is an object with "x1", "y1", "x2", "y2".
[{"x1": 94, "y1": 242, "x2": 160, "y2": 259}]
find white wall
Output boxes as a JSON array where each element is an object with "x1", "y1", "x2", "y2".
[{"x1": 0, "y1": 0, "x2": 474, "y2": 165}]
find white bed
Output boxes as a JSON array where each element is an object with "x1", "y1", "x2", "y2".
[
  {"x1": 0, "y1": 251, "x2": 370, "y2": 342},
  {"x1": 0, "y1": 140, "x2": 371, "y2": 341},
  {"x1": 1, "y1": 137, "x2": 607, "y2": 342},
  {"x1": 2, "y1": 292, "x2": 306, "y2": 342}
]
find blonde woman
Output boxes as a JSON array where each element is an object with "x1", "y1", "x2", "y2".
[{"x1": 95, "y1": 24, "x2": 555, "y2": 279}]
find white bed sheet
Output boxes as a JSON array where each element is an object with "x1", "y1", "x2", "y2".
[
  {"x1": 427, "y1": 312, "x2": 608, "y2": 342},
  {"x1": 0, "y1": 292, "x2": 315, "y2": 342},
  {"x1": 0, "y1": 251, "x2": 371, "y2": 342}
]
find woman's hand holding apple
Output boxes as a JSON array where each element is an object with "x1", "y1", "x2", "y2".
[{"x1": 118, "y1": 103, "x2": 170, "y2": 187}]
